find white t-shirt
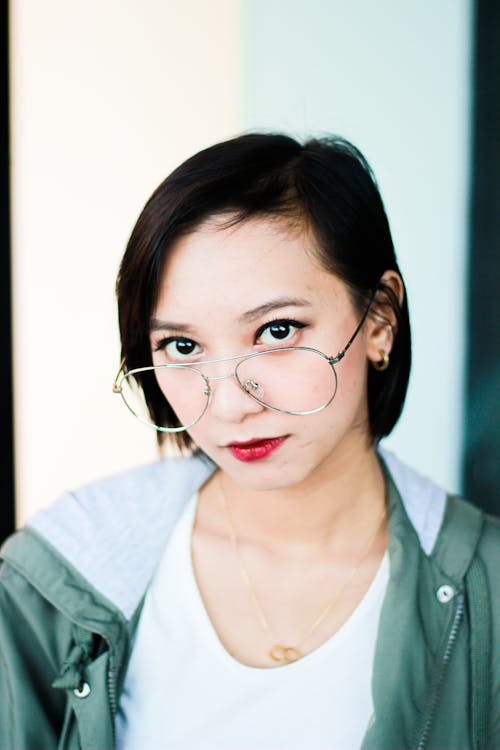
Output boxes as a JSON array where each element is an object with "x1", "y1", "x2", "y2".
[{"x1": 116, "y1": 493, "x2": 389, "y2": 750}]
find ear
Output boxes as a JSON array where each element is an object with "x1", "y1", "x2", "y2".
[{"x1": 365, "y1": 270, "x2": 405, "y2": 364}]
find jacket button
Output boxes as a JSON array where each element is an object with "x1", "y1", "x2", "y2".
[
  {"x1": 436, "y1": 584, "x2": 455, "y2": 603},
  {"x1": 73, "y1": 682, "x2": 91, "y2": 698}
]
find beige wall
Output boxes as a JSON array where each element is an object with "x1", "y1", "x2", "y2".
[{"x1": 11, "y1": 1, "x2": 241, "y2": 524}]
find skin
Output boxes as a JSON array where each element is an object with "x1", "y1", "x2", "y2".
[{"x1": 150, "y1": 215, "x2": 404, "y2": 668}]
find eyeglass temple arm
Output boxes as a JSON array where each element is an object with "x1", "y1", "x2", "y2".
[
  {"x1": 112, "y1": 358, "x2": 126, "y2": 392},
  {"x1": 330, "y1": 287, "x2": 378, "y2": 364}
]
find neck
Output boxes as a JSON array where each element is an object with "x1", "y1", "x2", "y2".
[{"x1": 202, "y1": 441, "x2": 386, "y2": 558}]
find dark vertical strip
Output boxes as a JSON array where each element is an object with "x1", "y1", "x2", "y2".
[
  {"x1": 464, "y1": 0, "x2": 500, "y2": 516},
  {"x1": 0, "y1": 1, "x2": 16, "y2": 543}
]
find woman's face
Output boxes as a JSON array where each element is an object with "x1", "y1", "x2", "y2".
[{"x1": 150, "y1": 216, "x2": 379, "y2": 492}]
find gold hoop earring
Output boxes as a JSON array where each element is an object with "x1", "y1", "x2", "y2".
[{"x1": 372, "y1": 349, "x2": 389, "y2": 371}]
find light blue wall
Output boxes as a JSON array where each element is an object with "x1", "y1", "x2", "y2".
[{"x1": 241, "y1": 0, "x2": 473, "y2": 492}]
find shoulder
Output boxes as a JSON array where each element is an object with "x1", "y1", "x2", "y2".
[
  {"x1": 28, "y1": 452, "x2": 214, "y2": 549},
  {"x1": 433, "y1": 493, "x2": 500, "y2": 648},
  {"x1": 438, "y1": 492, "x2": 500, "y2": 559},
  {"x1": 477, "y1": 506, "x2": 500, "y2": 549},
  {"x1": 475, "y1": 506, "x2": 500, "y2": 585},
  {"x1": 379, "y1": 447, "x2": 498, "y2": 575},
  {"x1": 1, "y1": 453, "x2": 216, "y2": 620}
]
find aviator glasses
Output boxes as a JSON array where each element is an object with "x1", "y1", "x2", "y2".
[{"x1": 113, "y1": 292, "x2": 375, "y2": 433}]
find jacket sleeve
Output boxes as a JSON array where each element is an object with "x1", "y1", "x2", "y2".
[
  {"x1": 0, "y1": 557, "x2": 69, "y2": 749},
  {"x1": 479, "y1": 515, "x2": 500, "y2": 748}
]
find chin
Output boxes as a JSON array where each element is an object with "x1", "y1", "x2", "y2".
[{"x1": 220, "y1": 454, "x2": 315, "y2": 493}]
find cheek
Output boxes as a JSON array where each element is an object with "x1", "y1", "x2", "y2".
[
  {"x1": 155, "y1": 368, "x2": 209, "y2": 428},
  {"x1": 236, "y1": 349, "x2": 337, "y2": 414},
  {"x1": 310, "y1": 364, "x2": 339, "y2": 407},
  {"x1": 298, "y1": 356, "x2": 368, "y2": 435},
  {"x1": 184, "y1": 416, "x2": 217, "y2": 451},
  {"x1": 334, "y1": 354, "x2": 369, "y2": 417}
]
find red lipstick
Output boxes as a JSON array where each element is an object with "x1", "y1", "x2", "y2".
[{"x1": 227, "y1": 436, "x2": 287, "y2": 462}]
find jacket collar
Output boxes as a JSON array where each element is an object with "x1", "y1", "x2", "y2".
[{"x1": 12, "y1": 448, "x2": 451, "y2": 620}]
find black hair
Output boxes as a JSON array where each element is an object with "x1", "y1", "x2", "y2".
[{"x1": 116, "y1": 132, "x2": 411, "y2": 450}]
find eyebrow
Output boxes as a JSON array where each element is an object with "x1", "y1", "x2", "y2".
[
  {"x1": 149, "y1": 296, "x2": 313, "y2": 333},
  {"x1": 238, "y1": 296, "x2": 313, "y2": 323},
  {"x1": 149, "y1": 319, "x2": 195, "y2": 333}
]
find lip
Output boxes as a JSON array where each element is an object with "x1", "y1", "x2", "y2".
[{"x1": 226, "y1": 436, "x2": 288, "y2": 462}]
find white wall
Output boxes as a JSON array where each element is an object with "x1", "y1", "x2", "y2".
[
  {"x1": 11, "y1": 0, "x2": 241, "y2": 524},
  {"x1": 241, "y1": 0, "x2": 473, "y2": 492}
]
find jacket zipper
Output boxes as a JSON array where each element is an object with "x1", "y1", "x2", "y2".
[
  {"x1": 107, "y1": 655, "x2": 117, "y2": 745},
  {"x1": 413, "y1": 592, "x2": 464, "y2": 750}
]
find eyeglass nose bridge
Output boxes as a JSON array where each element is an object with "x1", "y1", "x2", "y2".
[
  {"x1": 202, "y1": 368, "x2": 264, "y2": 400},
  {"x1": 204, "y1": 371, "x2": 234, "y2": 382},
  {"x1": 198, "y1": 360, "x2": 268, "y2": 406}
]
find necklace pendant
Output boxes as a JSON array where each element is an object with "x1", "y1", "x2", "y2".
[{"x1": 269, "y1": 644, "x2": 302, "y2": 664}]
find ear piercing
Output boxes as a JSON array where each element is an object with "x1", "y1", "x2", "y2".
[{"x1": 372, "y1": 349, "x2": 390, "y2": 371}]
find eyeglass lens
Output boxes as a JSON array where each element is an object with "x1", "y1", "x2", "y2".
[
  {"x1": 235, "y1": 349, "x2": 337, "y2": 414},
  {"x1": 120, "y1": 349, "x2": 337, "y2": 431}
]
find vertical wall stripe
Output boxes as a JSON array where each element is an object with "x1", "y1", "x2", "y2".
[
  {"x1": 464, "y1": 0, "x2": 500, "y2": 515},
  {"x1": 0, "y1": 1, "x2": 15, "y2": 544}
]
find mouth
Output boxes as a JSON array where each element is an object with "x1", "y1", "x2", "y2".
[{"x1": 226, "y1": 436, "x2": 288, "y2": 462}]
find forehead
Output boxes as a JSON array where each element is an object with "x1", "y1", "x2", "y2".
[{"x1": 153, "y1": 216, "x2": 346, "y2": 319}]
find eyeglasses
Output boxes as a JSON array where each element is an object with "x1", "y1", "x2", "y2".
[{"x1": 113, "y1": 292, "x2": 375, "y2": 433}]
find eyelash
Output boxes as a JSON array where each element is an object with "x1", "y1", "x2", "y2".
[
  {"x1": 254, "y1": 318, "x2": 307, "y2": 343},
  {"x1": 152, "y1": 336, "x2": 195, "y2": 354},
  {"x1": 152, "y1": 318, "x2": 308, "y2": 356}
]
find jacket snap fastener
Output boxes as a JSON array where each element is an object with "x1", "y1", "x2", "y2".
[
  {"x1": 73, "y1": 682, "x2": 91, "y2": 698},
  {"x1": 436, "y1": 584, "x2": 455, "y2": 603}
]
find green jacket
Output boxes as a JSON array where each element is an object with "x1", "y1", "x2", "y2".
[{"x1": 0, "y1": 450, "x2": 499, "y2": 749}]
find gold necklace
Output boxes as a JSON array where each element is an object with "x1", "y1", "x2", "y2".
[{"x1": 218, "y1": 477, "x2": 386, "y2": 665}]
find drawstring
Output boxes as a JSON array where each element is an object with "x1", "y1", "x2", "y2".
[{"x1": 52, "y1": 629, "x2": 93, "y2": 691}]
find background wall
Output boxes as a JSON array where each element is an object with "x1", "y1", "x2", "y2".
[
  {"x1": 10, "y1": 0, "x2": 242, "y2": 524},
  {"x1": 10, "y1": 0, "x2": 472, "y2": 524},
  {"x1": 241, "y1": 0, "x2": 472, "y2": 492}
]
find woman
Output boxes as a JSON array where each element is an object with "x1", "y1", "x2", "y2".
[{"x1": 1, "y1": 133, "x2": 498, "y2": 749}]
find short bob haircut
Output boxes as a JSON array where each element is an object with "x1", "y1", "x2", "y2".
[{"x1": 116, "y1": 133, "x2": 411, "y2": 451}]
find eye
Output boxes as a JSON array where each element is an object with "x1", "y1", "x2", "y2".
[
  {"x1": 154, "y1": 337, "x2": 202, "y2": 360},
  {"x1": 256, "y1": 319, "x2": 307, "y2": 346}
]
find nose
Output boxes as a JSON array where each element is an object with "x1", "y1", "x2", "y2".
[{"x1": 207, "y1": 372, "x2": 265, "y2": 423}]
